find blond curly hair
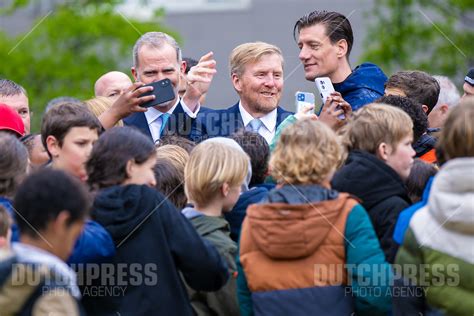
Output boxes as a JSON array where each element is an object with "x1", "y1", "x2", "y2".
[{"x1": 270, "y1": 119, "x2": 341, "y2": 185}]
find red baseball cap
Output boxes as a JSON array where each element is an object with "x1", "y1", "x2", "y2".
[{"x1": 0, "y1": 103, "x2": 25, "y2": 137}]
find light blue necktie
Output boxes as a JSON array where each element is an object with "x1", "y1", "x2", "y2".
[
  {"x1": 246, "y1": 118, "x2": 262, "y2": 133},
  {"x1": 159, "y1": 113, "x2": 170, "y2": 136}
]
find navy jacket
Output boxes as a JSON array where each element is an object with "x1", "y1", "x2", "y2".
[
  {"x1": 333, "y1": 63, "x2": 387, "y2": 111},
  {"x1": 192, "y1": 102, "x2": 293, "y2": 142},
  {"x1": 124, "y1": 102, "x2": 201, "y2": 141},
  {"x1": 332, "y1": 150, "x2": 411, "y2": 263},
  {"x1": 83, "y1": 184, "x2": 229, "y2": 316}
]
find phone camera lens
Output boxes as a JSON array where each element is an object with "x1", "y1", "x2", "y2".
[{"x1": 322, "y1": 85, "x2": 325, "y2": 89}]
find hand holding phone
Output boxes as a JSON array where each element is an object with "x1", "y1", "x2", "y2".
[
  {"x1": 139, "y1": 79, "x2": 176, "y2": 108},
  {"x1": 295, "y1": 91, "x2": 315, "y2": 113},
  {"x1": 315, "y1": 77, "x2": 345, "y2": 119}
]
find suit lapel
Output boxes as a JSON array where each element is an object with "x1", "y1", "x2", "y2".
[{"x1": 124, "y1": 112, "x2": 152, "y2": 139}]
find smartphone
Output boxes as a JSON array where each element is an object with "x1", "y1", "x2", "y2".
[
  {"x1": 295, "y1": 91, "x2": 315, "y2": 113},
  {"x1": 315, "y1": 77, "x2": 345, "y2": 119},
  {"x1": 139, "y1": 79, "x2": 176, "y2": 108},
  {"x1": 315, "y1": 77, "x2": 335, "y2": 104}
]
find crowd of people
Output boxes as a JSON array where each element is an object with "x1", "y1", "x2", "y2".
[{"x1": 0, "y1": 9, "x2": 473, "y2": 316}]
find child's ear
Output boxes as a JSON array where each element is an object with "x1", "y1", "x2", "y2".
[
  {"x1": 376, "y1": 142, "x2": 391, "y2": 161},
  {"x1": 46, "y1": 135, "x2": 60, "y2": 158},
  {"x1": 221, "y1": 183, "x2": 230, "y2": 197},
  {"x1": 52, "y1": 210, "x2": 71, "y2": 233},
  {"x1": 125, "y1": 159, "x2": 134, "y2": 178}
]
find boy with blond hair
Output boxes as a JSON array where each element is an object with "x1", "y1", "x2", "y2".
[
  {"x1": 332, "y1": 103, "x2": 415, "y2": 262},
  {"x1": 182, "y1": 140, "x2": 249, "y2": 316},
  {"x1": 238, "y1": 119, "x2": 391, "y2": 316}
]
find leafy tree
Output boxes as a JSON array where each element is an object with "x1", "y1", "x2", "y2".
[
  {"x1": 361, "y1": 0, "x2": 473, "y2": 82},
  {"x1": 0, "y1": 0, "x2": 178, "y2": 131}
]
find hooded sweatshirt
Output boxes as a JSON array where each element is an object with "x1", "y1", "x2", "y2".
[
  {"x1": 395, "y1": 158, "x2": 474, "y2": 316},
  {"x1": 237, "y1": 185, "x2": 391, "y2": 316},
  {"x1": 82, "y1": 184, "x2": 229, "y2": 316},
  {"x1": 333, "y1": 63, "x2": 387, "y2": 111},
  {"x1": 182, "y1": 208, "x2": 240, "y2": 316},
  {"x1": 332, "y1": 150, "x2": 412, "y2": 262}
]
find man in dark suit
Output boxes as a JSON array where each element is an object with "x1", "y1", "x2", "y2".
[
  {"x1": 193, "y1": 42, "x2": 292, "y2": 144},
  {"x1": 125, "y1": 32, "x2": 215, "y2": 142}
]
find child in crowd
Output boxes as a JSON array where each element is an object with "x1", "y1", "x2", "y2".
[
  {"x1": 0, "y1": 169, "x2": 90, "y2": 315},
  {"x1": 40, "y1": 102, "x2": 115, "y2": 264},
  {"x1": 157, "y1": 134, "x2": 196, "y2": 153},
  {"x1": 394, "y1": 98, "x2": 474, "y2": 316},
  {"x1": 20, "y1": 133, "x2": 50, "y2": 170},
  {"x1": 85, "y1": 126, "x2": 229, "y2": 316},
  {"x1": 238, "y1": 119, "x2": 391, "y2": 316},
  {"x1": 405, "y1": 159, "x2": 438, "y2": 203},
  {"x1": 332, "y1": 103, "x2": 415, "y2": 263},
  {"x1": 154, "y1": 144, "x2": 189, "y2": 209},
  {"x1": 182, "y1": 141, "x2": 248, "y2": 316},
  {"x1": 0, "y1": 132, "x2": 29, "y2": 243}
]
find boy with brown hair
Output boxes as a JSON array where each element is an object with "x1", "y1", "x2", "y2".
[
  {"x1": 332, "y1": 103, "x2": 415, "y2": 262},
  {"x1": 40, "y1": 102, "x2": 115, "y2": 264},
  {"x1": 182, "y1": 140, "x2": 249, "y2": 316}
]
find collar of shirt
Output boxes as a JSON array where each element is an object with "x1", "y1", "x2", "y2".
[
  {"x1": 238, "y1": 101, "x2": 278, "y2": 133},
  {"x1": 144, "y1": 97, "x2": 180, "y2": 125}
]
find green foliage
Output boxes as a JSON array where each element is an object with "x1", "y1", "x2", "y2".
[
  {"x1": 0, "y1": 1, "x2": 179, "y2": 131},
  {"x1": 361, "y1": 0, "x2": 473, "y2": 82}
]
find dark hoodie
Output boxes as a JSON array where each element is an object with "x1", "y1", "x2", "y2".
[
  {"x1": 333, "y1": 63, "x2": 387, "y2": 111},
  {"x1": 332, "y1": 150, "x2": 411, "y2": 262},
  {"x1": 82, "y1": 185, "x2": 229, "y2": 316}
]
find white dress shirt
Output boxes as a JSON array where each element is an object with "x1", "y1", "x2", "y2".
[
  {"x1": 239, "y1": 101, "x2": 277, "y2": 144},
  {"x1": 144, "y1": 98, "x2": 200, "y2": 143}
]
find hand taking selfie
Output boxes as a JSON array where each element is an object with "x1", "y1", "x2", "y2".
[
  {"x1": 98, "y1": 82, "x2": 154, "y2": 129},
  {"x1": 318, "y1": 92, "x2": 352, "y2": 130},
  {"x1": 295, "y1": 103, "x2": 318, "y2": 121}
]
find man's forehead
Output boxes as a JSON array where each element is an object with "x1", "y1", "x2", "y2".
[
  {"x1": 244, "y1": 54, "x2": 283, "y2": 71},
  {"x1": 0, "y1": 93, "x2": 29, "y2": 108},
  {"x1": 298, "y1": 23, "x2": 327, "y2": 42},
  {"x1": 138, "y1": 43, "x2": 178, "y2": 64}
]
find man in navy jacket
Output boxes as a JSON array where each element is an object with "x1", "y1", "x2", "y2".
[
  {"x1": 192, "y1": 42, "x2": 292, "y2": 144},
  {"x1": 125, "y1": 32, "x2": 214, "y2": 142}
]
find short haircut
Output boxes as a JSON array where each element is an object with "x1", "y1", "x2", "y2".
[
  {"x1": 385, "y1": 71, "x2": 440, "y2": 113},
  {"x1": 0, "y1": 132, "x2": 29, "y2": 198},
  {"x1": 405, "y1": 159, "x2": 438, "y2": 203},
  {"x1": 230, "y1": 130, "x2": 269, "y2": 186},
  {"x1": 183, "y1": 57, "x2": 198, "y2": 74},
  {"x1": 185, "y1": 141, "x2": 248, "y2": 207},
  {"x1": 41, "y1": 102, "x2": 102, "y2": 158},
  {"x1": 436, "y1": 97, "x2": 474, "y2": 164},
  {"x1": 229, "y1": 42, "x2": 283, "y2": 77},
  {"x1": 0, "y1": 205, "x2": 11, "y2": 238},
  {"x1": 133, "y1": 32, "x2": 181, "y2": 68},
  {"x1": 0, "y1": 78, "x2": 27, "y2": 97},
  {"x1": 376, "y1": 95, "x2": 428, "y2": 143},
  {"x1": 433, "y1": 75, "x2": 460, "y2": 109},
  {"x1": 45, "y1": 96, "x2": 82, "y2": 113},
  {"x1": 341, "y1": 103, "x2": 413, "y2": 154},
  {"x1": 270, "y1": 119, "x2": 340, "y2": 185},
  {"x1": 154, "y1": 145, "x2": 189, "y2": 209},
  {"x1": 87, "y1": 126, "x2": 156, "y2": 189},
  {"x1": 85, "y1": 97, "x2": 123, "y2": 127},
  {"x1": 293, "y1": 10, "x2": 354, "y2": 58},
  {"x1": 13, "y1": 168, "x2": 90, "y2": 238},
  {"x1": 156, "y1": 135, "x2": 196, "y2": 153}
]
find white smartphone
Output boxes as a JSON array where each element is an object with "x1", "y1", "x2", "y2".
[
  {"x1": 315, "y1": 77, "x2": 335, "y2": 104},
  {"x1": 315, "y1": 77, "x2": 345, "y2": 119},
  {"x1": 295, "y1": 91, "x2": 315, "y2": 113}
]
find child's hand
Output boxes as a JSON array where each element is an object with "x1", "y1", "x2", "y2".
[{"x1": 295, "y1": 103, "x2": 318, "y2": 121}]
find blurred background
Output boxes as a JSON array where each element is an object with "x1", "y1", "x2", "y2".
[{"x1": 1, "y1": 0, "x2": 472, "y2": 131}]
